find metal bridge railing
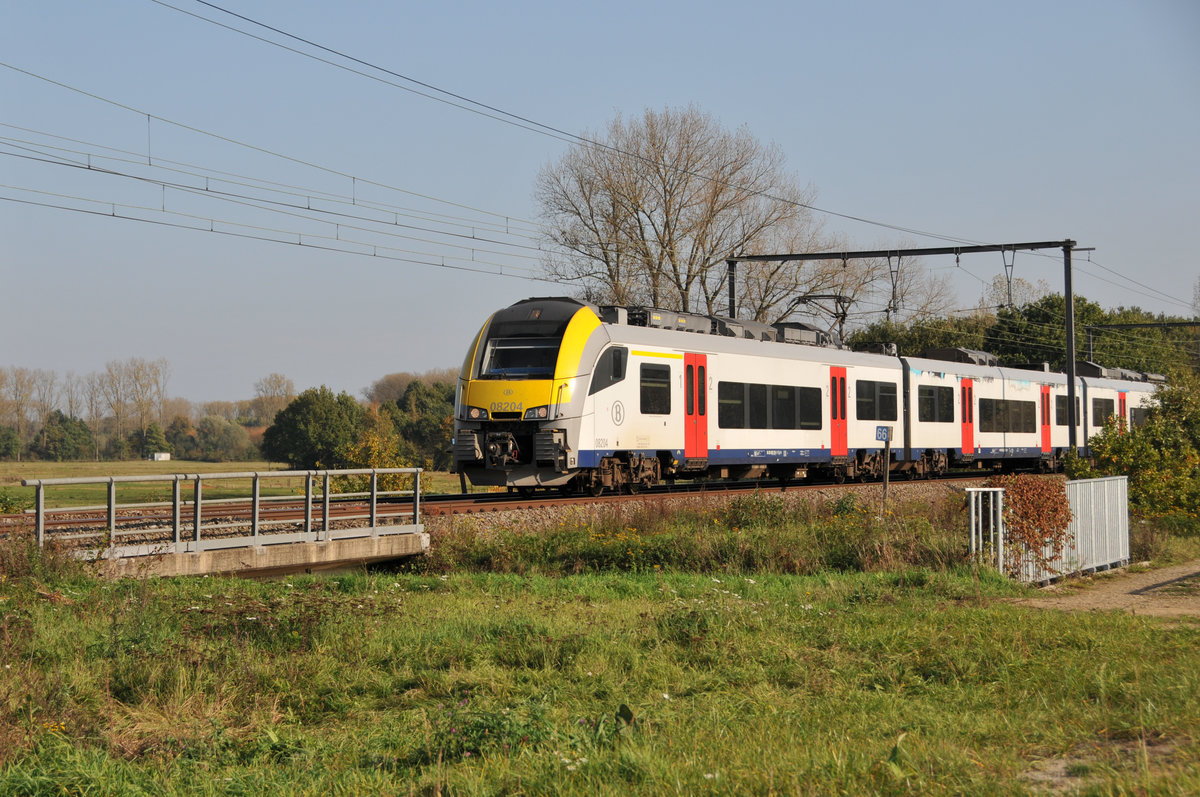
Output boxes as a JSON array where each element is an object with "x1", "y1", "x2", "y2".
[{"x1": 22, "y1": 468, "x2": 422, "y2": 556}]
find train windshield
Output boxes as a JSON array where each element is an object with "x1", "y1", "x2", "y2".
[{"x1": 480, "y1": 337, "x2": 560, "y2": 379}]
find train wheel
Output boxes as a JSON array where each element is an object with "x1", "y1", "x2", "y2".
[
  {"x1": 588, "y1": 481, "x2": 605, "y2": 497},
  {"x1": 517, "y1": 486, "x2": 536, "y2": 498}
]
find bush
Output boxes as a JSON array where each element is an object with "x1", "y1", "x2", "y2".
[{"x1": 982, "y1": 474, "x2": 1072, "y2": 577}]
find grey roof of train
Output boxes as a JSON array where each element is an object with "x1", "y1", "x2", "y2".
[{"x1": 599, "y1": 322, "x2": 902, "y2": 368}]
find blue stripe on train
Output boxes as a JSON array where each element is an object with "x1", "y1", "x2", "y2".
[{"x1": 577, "y1": 446, "x2": 1061, "y2": 468}]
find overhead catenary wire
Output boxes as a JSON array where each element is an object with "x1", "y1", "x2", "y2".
[
  {"x1": 0, "y1": 144, "x2": 547, "y2": 264},
  {"x1": 145, "y1": 1, "x2": 1004, "y2": 248},
  {"x1": 0, "y1": 60, "x2": 540, "y2": 231},
  {"x1": 6, "y1": 9, "x2": 1191, "y2": 321},
  {"x1": 0, "y1": 189, "x2": 555, "y2": 284}
]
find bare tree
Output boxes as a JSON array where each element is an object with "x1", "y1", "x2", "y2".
[
  {"x1": 160, "y1": 396, "x2": 195, "y2": 425},
  {"x1": 365, "y1": 368, "x2": 458, "y2": 405},
  {"x1": 537, "y1": 105, "x2": 829, "y2": 316},
  {"x1": 151, "y1": 358, "x2": 171, "y2": 426},
  {"x1": 3, "y1": 367, "x2": 35, "y2": 460},
  {"x1": 101, "y1": 360, "x2": 131, "y2": 441},
  {"x1": 252, "y1": 373, "x2": 295, "y2": 425},
  {"x1": 0, "y1": 368, "x2": 9, "y2": 431},
  {"x1": 31, "y1": 369, "x2": 58, "y2": 450},
  {"x1": 982, "y1": 274, "x2": 1052, "y2": 310},
  {"x1": 125, "y1": 357, "x2": 169, "y2": 438},
  {"x1": 83, "y1": 371, "x2": 106, "y2": 460},
  {"x1": 62, "y1": 371, "x2": 83, "y2": 419}
]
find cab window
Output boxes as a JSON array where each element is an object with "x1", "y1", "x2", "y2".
[{"x1": 589, "y1": 347, "x2": 628, "y2": 395}]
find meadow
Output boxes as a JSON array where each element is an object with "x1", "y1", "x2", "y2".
[{"x1": 2, "y1": 487, "x2": 1199, "y2": 794}]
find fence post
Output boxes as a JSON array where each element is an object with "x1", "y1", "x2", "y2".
[
  {"x1": 304, "y1": 473, "x2": 313, "y2": 536},
  {"x1": 370, "y1": 471, "x2": 378, "y2": 531},
  {"x1": 322, "y1": 473, "x2": 331, "y2": 539},
  {"x1": 414, "y1": 469, "x2": 421, "y2": 525},
  {"x1": 107, "y1": 479, "x2": 116, "y2": 548},
  {"x1": 252, "y1": 474, "x2": 261, "y2": 539},
  {"x1": 193, "y1": 477, "x2": 203, "y2": 544},
  {"x1": 35, "y1": 482, "x2": 45, "y2": 549},
  {"x1": 172, "y1": 478, "x2": 181, "y2": 544},
  {"x1": 996, "y1": 490, "x2": 1005, "y2": 576}
]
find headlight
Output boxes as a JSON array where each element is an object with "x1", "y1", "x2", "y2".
[
  {"x1": 523, "y1": 405, "x2": 549, "y2": 420},
  {"x1": 465, "y1": 406, "x2": 489, "y2": 420}
]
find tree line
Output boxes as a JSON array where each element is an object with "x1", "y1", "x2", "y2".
[{"x1": 0, "y1": 360, "x2": 459, "y2": 468}]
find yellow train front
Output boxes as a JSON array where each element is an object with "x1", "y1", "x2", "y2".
[{"x1": 453, "y1": 297, "x2": 603, "y2": 492}]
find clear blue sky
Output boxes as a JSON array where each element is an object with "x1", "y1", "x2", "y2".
[{"x1": 3, "y1": 0, "x2": 1198, "y2": 404}]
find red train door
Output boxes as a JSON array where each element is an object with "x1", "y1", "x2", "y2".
[
  {"x1": 1118, "y1": 391, "x2": 1127, "y2": 433},
  {"x1": 960, "y1": 378, "x2": 975, "y2": 455},
  {"x1": 684, "y1": 354, "x2": 708, "y2": 459},
  {"x1": 830, "y1": 367, "x2": 848, "y2": 457},
  {"x1": 1040, "y1": 386, "x2": 1051, "y2": 453}
]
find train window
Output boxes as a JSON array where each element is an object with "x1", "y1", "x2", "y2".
[
  {"x1": 855, "y1": 380, "x2": 898, "y2": 421},
  {"x1": 917, "y1": 385, "x2": 954, "y2": 423},
  {"x1": 979, "y1": 399, "x2": 1036, "y2": 433},
  {"x1": 640, "y1": 364, "x2": 672, "y2": 415},
  {"x1": 686, "y1": 364, "x2": 694, "y2": 415},
  {"x1": 698, "y1": 367, "x2": 706, "y2": 415},
  {"x1": 480, "y1": 337, "x2": 560, "y2": 379},
  {"x1": 1092, "y1": 398, "x2": 1116, "y2": 425},
  {"x1": 720, "y1": 382, "x2": 823, "y2": 430},
  {"x1": 1130, "y1": 406, "x2": 1150, "y2": 428},
  {"x1": 748, "y1": 383, "x2": 768, "y2": 429},
  {"x1": 588, "y1": 347, "x2": 627, "y2": 395},
  {"x1": 718, "y1": 381, "x2": 745, "y2": 428},
  {"x1": 1054, "y1": 395, "x2": 1080, "y2": 426},
  {"x1": 772, "y1": 386, "x2": 797, "y2": 430},
  {"x1": 797, "y1": 387, "x2": 822, "y2": 429}
]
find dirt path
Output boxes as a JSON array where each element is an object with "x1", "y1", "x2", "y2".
[{"x1": 1016, "y1": 560, "x2": 1200, "y2": 618}]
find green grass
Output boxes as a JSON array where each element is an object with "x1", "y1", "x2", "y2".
[
  {"x1": 2, "y1": 490, "x2": 1199, "y2": 794},
  {"x1": 1, "y1": 567, "x2": 1196, "y2": 794}
]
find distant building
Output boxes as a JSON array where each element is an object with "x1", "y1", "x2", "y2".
[{"x1": 151, "y1": 452, "x2": 171, "y2": 462}]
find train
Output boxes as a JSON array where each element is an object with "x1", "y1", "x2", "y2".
[{"x1": 452, "y1": 296, "x2": 1158, "y2": 495}]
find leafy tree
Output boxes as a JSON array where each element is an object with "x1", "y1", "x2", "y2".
[
  {"x1": 1068, "y1": 370, "x2": 1200, "y2": 519},
  {"x1": 128, "y1": 422, "x2": 170, "y2": 459},
  {"x1": 33, "y1": 411, "x2": 94, "y2": 461},
  {"x1": 165, "y1": 416, "x2": 197, "y2": 459},
  {"x1": 195, "y1": 416, "x2": 255, "y2": 462},
  {"x1": 104, "y1": 435, "x2": 131, "y2": 461},
  {"x1": 394, "y1": 380, "x2": 456, "y2": 470},
  {"x1": 340, "y1": 406, "x2": 414, "y2": 493},
  {"x1": 261, "y1": 386, "x2": 366, "y2": 469},
  {"x1": 0, "y1": 426, "x2": 19, "y2": 461},
  {"x1": 847, "y1": 313, "x2": 992, "y2": 358},
  {"x1": 985, "y1": 294, "x2": 1107, "y2": 370}
]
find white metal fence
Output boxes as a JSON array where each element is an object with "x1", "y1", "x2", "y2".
[{"x1": 967, "y1": 476, "x2": 1129, "y2": 583}]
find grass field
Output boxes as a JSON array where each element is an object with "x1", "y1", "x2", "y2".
[{"x1": 2, "y1": 491, "x2": 1199, "y2": 794}]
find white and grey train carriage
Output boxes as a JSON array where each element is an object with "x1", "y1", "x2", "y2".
[{"x1": 452, "y1": 297, "x2": 1157, "y2": 494}]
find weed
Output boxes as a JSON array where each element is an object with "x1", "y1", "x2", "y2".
[
  {"x1": 417, "y1": 697, "x2": 550, "y2": 764},
  {"x1": 0, "y1": 487, "x2": 31, "y2": 513}
]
